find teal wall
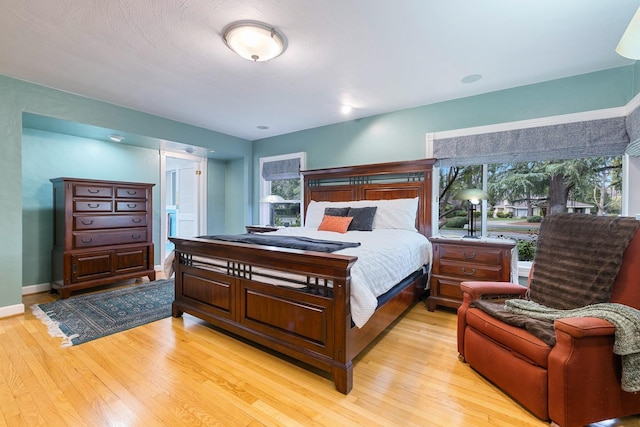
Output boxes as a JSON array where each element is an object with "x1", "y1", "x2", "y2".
[
  {"x1": 1, "y1": 74, "x2": 252, "y2": 311},
  {"x1": 251, "y1": 66, "x2": 635, "y2": 223}
]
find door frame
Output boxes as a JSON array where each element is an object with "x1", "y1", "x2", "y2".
[{"x1": 160, "y1": 151, "x2": 207, "y2": 264}]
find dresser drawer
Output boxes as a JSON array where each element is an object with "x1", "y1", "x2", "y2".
[
  {"x1": 116, "y1": 186, "x2": 148, "y2": 199},
  {"x1": 115, "y1": 200, "x2": 147, "y2": 212},
  {"x1": 74, "y1": 200, "x2": 113, "y2": 212},
  {"x1": 74, "y1": 228, "x2": 148, "y2": 248},
  {"x1": 438, "y1": 260, "x2": 504, "y2": 281},
  {"x1": 74, "y1": 214, "x2": 147, "y2": 230},
  {"x1": 73, "y1": 184, "x2": 113, "y2": 198},
  {"x1": 437, "y1": 243, "x2": 504, "y2": 265}
]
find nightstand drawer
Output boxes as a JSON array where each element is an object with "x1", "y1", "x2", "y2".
[
  {"x1": 438, "y1": 260, "x2": 504, "y2": 281},
  {"x1": 431, "y1": 277, "x2": 463, "y2": 300},
  {"x1": 438, "y1": 243, "x2": 504, "y2": 265}
]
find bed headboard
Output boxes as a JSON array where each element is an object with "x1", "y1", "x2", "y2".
[{"x1": 302, "y1": 159, "x2": 435, "y2": 237}]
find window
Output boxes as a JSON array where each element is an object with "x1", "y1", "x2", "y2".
[
  {"x1": 428, "y1": 109, "x2": 631, "y2": 272},
  {"x1": 259, "y1": 152, "x2": 306, "y2": 226}
]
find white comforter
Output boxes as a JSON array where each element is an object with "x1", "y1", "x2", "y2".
[{"x1": 269, "y1": 227, "x2": 432, "y2": 327}]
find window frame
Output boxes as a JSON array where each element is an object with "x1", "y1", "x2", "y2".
[{"x1": 259, "y1": 152, "x2": 307, "y2": 226}]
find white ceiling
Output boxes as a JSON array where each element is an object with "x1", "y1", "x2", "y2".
[{"x1": 1, "y1": 0, "x2": 638, "y2": 142}]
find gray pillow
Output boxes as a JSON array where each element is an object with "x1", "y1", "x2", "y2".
[
  {"x1": 324, "y1": 207, "x2": 350, "y2": 217},
  {"x1": 347, "y1": 207, "x2": 377, "y2": 231}
]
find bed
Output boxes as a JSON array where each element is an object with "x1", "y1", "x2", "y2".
[{"x1": 169, "y1": 158, "x2": 435, "y2": 393}]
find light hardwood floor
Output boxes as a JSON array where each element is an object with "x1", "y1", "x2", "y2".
[{"x1": 2, "y1": 278, "x2": 639, "y2": 427}]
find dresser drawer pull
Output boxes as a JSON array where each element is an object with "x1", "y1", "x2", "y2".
[
  {"x1": 81, "y1": 237, "x2": 93, "y2": 243},
  {"x1": 88, "y1": 203, "x2": 100, "y2": 208},
  {"x1": 463, "y1": 252, "x2": 477, "y2": 259},
  {"x1": 127, "y1": 204, "x2": 137, "y2": 208},
  {"x1": 461, "y1": 268, "x2": 476, "y2": 275},
  {"x1": 132, "y1": 218, "x2": 142, "y2": 223},
  {"x1": 88, "y1": 189, "x2": 100, "y2": 193},
  {"x1": 81, "y1": 220, "x2": 94, "y2": 225},
  {"x1": 127, "y1": 190, "x2": 137, "y2": 195},
  {"x1": 131, "y1": 234, "x2": 142, "y2": 240}
]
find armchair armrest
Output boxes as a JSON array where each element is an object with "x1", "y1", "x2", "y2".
[
  {"x1": 553, "y1": 317, "x2": 615, "y2": 338},
  {"x1": 460, "y1": 281, "x2": 528, "y2": 300}
]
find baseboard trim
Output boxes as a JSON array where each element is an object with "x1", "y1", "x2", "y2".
[
  {"x1": 0, "y1": 303, "x2": 25, "y2": 318},
  {"x1": 22, "y1": 282, "x2": 52, "y2": 296}
]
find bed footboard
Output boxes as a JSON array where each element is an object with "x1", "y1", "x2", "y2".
[{"x1": 170, "y1": 237, "x2": 358, "y2": 393}]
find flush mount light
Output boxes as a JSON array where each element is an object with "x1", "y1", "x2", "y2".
[
  {"x1": 109, "y1": 134, "x2": 124, "y2": 142},
  {"x1": 223, "y1": 21, "x2": 286, "y2": 62}
]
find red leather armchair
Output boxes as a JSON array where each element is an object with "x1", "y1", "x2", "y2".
[{"x1": 457, "y1": 228, "x2": 640, "y2": 427}]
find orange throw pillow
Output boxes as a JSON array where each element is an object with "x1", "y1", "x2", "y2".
[{"x1": 317, "y1": 215, "x2": 353, "y2": 233}]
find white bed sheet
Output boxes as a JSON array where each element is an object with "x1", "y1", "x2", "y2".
[{"x1": 270, "y1": 227, "x2": 432, "y2": 327}]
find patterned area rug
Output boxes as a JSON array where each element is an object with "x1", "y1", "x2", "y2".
[{"x1": 32, "y1": 279, "x2": 174, "y2": 347}]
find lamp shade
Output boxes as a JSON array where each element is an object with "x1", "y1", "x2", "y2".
[
  {"x1": 616, "y1": 7, "x2": 640, "y2": 60},
  {"x1": 453, "y1": 188, "x2": 489, "y2": 205},
  {"x1": 223, "y1": 21, "x2": 286, "y2": 62},
  {"x1": 260, "y1": 194, "x2": 285, "y2": 203}
]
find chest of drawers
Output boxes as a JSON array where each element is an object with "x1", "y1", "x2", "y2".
[
  {"x1": 50, "y1": 178, "x2": 156, "y2": 298},
  {"x1": 426, "y1": 237, "x2": 515, "y2": 311}
]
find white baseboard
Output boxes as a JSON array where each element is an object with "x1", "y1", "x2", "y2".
[
  {"x1": 0, "y1": 303, "x2": 25, "y2": 318},
  {"x1": 22, "y1": 282, "x2": 52, "y2": 295}
]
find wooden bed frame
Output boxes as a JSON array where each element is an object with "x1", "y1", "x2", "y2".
[{"x1": 170, "y1": 159, "x2": 435, "y2": 393}]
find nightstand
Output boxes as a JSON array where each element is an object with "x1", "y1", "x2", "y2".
[
  {"x1": 245, "y1": 225, "x2": 279, "y2": 233},
  {"x1": 426, "y1": 236, "x2": 516, "y2": 311}
]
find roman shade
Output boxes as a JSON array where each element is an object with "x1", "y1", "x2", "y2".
[
  {"x1": 626, "y1": 103, "x2": 640, "y2": 157},
  {"x1": 431, "y1": 116, "x2": 629, "y2": 167},
  {"x1": 261, "y1": 158, "x2": 300, "y2": 180}
]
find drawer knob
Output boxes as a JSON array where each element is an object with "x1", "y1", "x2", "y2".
[
  {"x1": 81, "y1": 220, "x2": 94, "y2": 225},
  {"x1": 131, "y1": 234, "x2": 142, "y2": 240},
  {"x1": 461, "y1": 268, "x2": 476, "y2": 275},
  {"x1": 88, "y1": 189, "x2": 99, "y2": 193},
  {"x1": 463, "y1": 252, "x2": 477, "y2": 259},
  {"x1": 127, "y1": 204, "x2": 137, "y2": 208},
  {"x1": 81, "y1": 237, "x2": 93, "y2": 243},
  {"x1": 88, "y1": 203, "x2": 100, "y2": 208},
  {"x1": 132, "y1": 218, "x2": 142, "y2": 223},
  {"x1": 127, "y1": 190, "x2": 137, "y2": 195}
]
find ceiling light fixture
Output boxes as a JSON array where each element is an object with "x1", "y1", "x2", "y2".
[
  {"x1": 616, "y1": 7, "x2": 640, "y2": 59},
  {"x1": 341, "y1": 105, "x2": 353, "y2": 114},
  {"x1": 223, "y1": 21, "x2": 286, "y2": 62},
  {"x1": 109, "y1": 134, "x2": 124, "y2": 142}
]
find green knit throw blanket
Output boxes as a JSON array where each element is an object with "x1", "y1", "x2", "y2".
[{"x1": 505, "y1": 299, "x2": 640, "y2": 393}]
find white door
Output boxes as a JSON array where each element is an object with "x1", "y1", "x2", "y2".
[
  {"x1": 176, "y1": 165, "x2": 197, "y2": 237},
  {"x1": 162, "y1": 152, "x2": 207, "y2": 263}
]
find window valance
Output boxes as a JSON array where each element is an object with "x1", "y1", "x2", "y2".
[
  {"x1": 430, "y1": 115, "x2": 629, "y2": 167},
  {"x1": 261, "y1": 158, "x2": 300, "y2": 180}
]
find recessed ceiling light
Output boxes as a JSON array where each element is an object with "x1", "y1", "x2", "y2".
[
  {"x1": 109, "y1": 134, "x2": 124, "y2": 142},
  {"x1": 223, "y1": 21, "x2": 286, "y2": 62},
  {"x1": 461, "y1": 74, "x2": 482, "y2": 84},
  {"x1": 341, "y1": 105, "x2": 353, "y2": 114},
  {"x1": 257, "y1": 125, "x2": 269, "y2": 130}
]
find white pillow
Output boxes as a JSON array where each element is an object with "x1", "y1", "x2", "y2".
[{"x1": 304, "y1": 198, "x2": 418, "y2": 231}]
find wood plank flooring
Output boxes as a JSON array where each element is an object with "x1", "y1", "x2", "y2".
[{"x1": 2, "y1": 279, "x2": 639, "y2": 426}]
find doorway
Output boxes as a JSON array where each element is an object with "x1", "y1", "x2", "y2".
[{"x1": 160, "y1": 152, "x2": 207, "y2": 262}]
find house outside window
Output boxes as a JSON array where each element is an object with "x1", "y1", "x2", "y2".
[{"x1": 259, "y1": 152, "x2": 306, "y2": 227}]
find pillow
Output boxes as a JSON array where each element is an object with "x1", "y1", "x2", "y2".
[
  {"x1": 346, "y1": 207, "x2": 377, "y2": 231},
  {"x1": 317, "y1": 215, "x2": 353, "y2": 233},
  {"x1": 371, "y1": 198, "x2": 419, "y2": 231},
  {"x1": 305, "y1": 198, "x2": 419, "y2": 231},
  {"x1": 325, "y1": 207, "x2": 350, "y2": 217}
]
